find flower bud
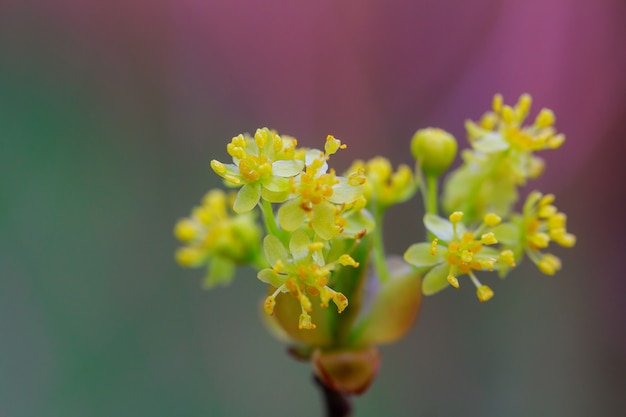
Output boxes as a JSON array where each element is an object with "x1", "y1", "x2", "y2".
[{"x1": 410, "y1": 128, "x2": 457, "y2": 176}]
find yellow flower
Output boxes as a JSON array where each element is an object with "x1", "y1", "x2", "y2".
[
  {"x1": 521, "y1": 191, "x2": 576, "y2": 275},
  {"x1": 257, "y1": 229, "x2": 357, "y2": 330},
  {"x1": 404, "y1": 211, "x2": 513, "y2": 302},
  {"x1": 174, "y1": 189, "x2": 261, "y2": 288},
  {"x1": 210, "y1": 128, "x2": 304, "y2": 213},
  {"x1": 466, "y1": 94, "x2": 565, "y2": 153},
  {"x1": 346, "y1": 157, "x2": 417, "y2": 211},
  {"x1": 277, "y1": 136, "x2": 368, "y2": 240},
  {"x1": 443, "y1": 94, "x2": 565, "y2": 223}
]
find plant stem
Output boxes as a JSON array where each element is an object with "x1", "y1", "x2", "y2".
[
  {"x1": 424, "y1": 174, "x2": 439, "y2": 241},
  {"x1": 426, "y1": 174, "x2": 438, "y2": 216},
  {"x1": 260, "y1": 199, "x2": 287, "y2": 244},
  {"x1": 371, "y1": 208, "x2": 390, "y2": 283},
  {"x1": 314, "y1": 375, "x2": 352, "y2": 417}
]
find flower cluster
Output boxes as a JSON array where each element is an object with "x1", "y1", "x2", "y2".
[
  {"x1": 443, "y1": 94, "x2": 565, "y2": 223},
  {"x1": 404, "y1": 211, "x2": 512, "y2": 301},
  {"x1": 404, "y1": 94, "x2": 575, "y2": 302},
  {"x1": 203, "y1": 129, "x2": 373, "y2": 330},
  {"x1": 173, "y1": 189, "x2": 262, "y2": 288},
  {"x1": 174, "y1": 93, "x2": 576, "y2": 396}
]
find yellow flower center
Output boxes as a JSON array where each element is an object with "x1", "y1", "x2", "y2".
[{"x1": 238, "y1": 155, "x2": 272, "y2": 182}]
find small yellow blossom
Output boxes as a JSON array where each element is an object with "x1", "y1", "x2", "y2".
[
  {"x1": 277, "y1": 138, "x2": 368, "y2": 240},
  {"x1": 210, "y1": 128, "x2": 305, "y2": 213},
  {"x1": 346, "y1": 157, "x2": 417, "y2": 211},
  {"x1": 466, "y1": 94, "x2": 565, "y2": 153},
  {"x1": 521, "y1": 191, "x2": 576, "y2": 275},
  {"x1": 174, "y1": 189, "x2": 261, "y2": 288},
  {"x1": 443, "y1": 94, "x2": 566, "y2": 223},
  {"x1": 404, "y1": 211, "x2": 511, "y2": 301},
  {"x1": 257, "y1": 230, "x2": 358, "y2": 329}
]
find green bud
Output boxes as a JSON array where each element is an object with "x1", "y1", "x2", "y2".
[{"x1": 410, "y1": 128, "x2": 457, "y2": 176}]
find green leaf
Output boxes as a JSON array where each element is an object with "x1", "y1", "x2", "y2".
[
  {"x1": 233, "y1": 183, "x2": 261, "y2": 213},
  {"x1": 422, "y1": 262, "x2": 450, "y2": 295},
  {"x1": 350, "y1": 257, "x2": 422, "y2": 346},
  {"x1": 403, "y1": 242, "x2": 443, "y2": 267}
]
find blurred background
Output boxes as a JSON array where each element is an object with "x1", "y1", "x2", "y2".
[{"x1": 1, "y1": 1, "x2": 625, "y2": 416}]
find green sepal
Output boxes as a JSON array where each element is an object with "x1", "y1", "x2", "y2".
[
  {"x1": 233, "y1": 183, "x2": 261, "y2": 213},
  {"x1": 421, "y1": 262, "x2": 450, "y2": 295},
  {"x1": 349, "y1": 257, "x2": 422, "y2": 346},
  {"x1": 404, "y1": 242, "x2": 443, "y2": 267},
  {"x1": 277, "y1": 197, "x2": 307, "y2": 231},
  {"x1": 424, "y1": 213, "x2": 455, "y2": 241},
  {"x1": 263, "y1": 234, "x2": 288, "y2": 267},
  {"x1": 202, "y1": 256, "x2": 235, "y2": 289}
]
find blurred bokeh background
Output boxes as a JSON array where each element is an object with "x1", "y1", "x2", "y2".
[{"x1": 1, "y1": 1, "x2": 625, "y2": 416}]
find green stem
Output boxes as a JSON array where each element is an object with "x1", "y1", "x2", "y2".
[
  {"x1": 260, "y1": 199, "x2": 287, "y2": 244},
  {"x1": 426, "y1": 174, "x2": 438, "y2": 216},
  {"x1": 459, "y1": 150, "x2": 509, "y2": 218},
  {"x1": 424, "y1": 174, "x2": 439, "y2": 241},
  {"x1": 371, "y1": 207, "x2": 390, "y2": 283}
]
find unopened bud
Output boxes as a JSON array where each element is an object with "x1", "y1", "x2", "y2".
[{"x1": 410, "y1": 128, "x2": 457, "y2": 177}]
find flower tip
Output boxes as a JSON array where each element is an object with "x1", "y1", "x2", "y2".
[
  {"x1": 210, "y1": 159, "x2": 226, "y2": 175},
  {"x1": 299, "y1": 313, "x2": 317, "y2": 330},
  {"x1": 483, "y1": 213, "x2": 501, "y2": 227},
  {"x1": 264, "y1": 296, "x2": 276, "y2": 316},
  {"x1": 333, "y1": 292, "x2": 348, "y2": 313},
  {"x1": 338, "y1": 254, "x2": 359, "y2": 267},
  {"x1": 449, "y1": 211, "x2": 464, "y2": 223},
  {"x1": 481, "y1": 232, "x2": 498, "y2": 245},
  {"x1": 447, "y1": 275, "x2": 460, "y2": 289},
  {"x1": 476, "y1": 285, "x2": 494, "y2": 302},
  {"x1": 174, "y1": 219, "x2": 197, "y2": 242}
]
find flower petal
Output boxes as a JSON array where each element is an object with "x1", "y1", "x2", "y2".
[
  {"x1": 272, "y1": 160, "x2": 304, "y2": 177},
  {"x1": 311, "y1": 201, "x2": 339, "y2": 240},
  {"x1": 491, "y1": 223, "x2": 521, "y2": 246},
  {"x1": 422, "y1": 262, "x2": 450, "y2": 295},
  {"x1": 343, "y1": 209, "x2": 375, "y2": 237},
  {"x1": 261, "y1": 187, "x2": 291, "y2": 203},
  {"x1": 472, "y1": 132, "x2": 510, "y2": 153},
  {"x1": 233, "y1": 183, "x2": 261, "y2": 213},
  {"x1": 257, "y1": 268, "x2": 286, "y2": 288},
  {"x1": 289, "y1": 229, "x2": 310, "y2": 261},
  {"x1": 262, "y1": 175, "x2": 290, "y2": 192},
  {"x1": 263, "y1": 234, "x2": 288, "y2": 267},
  {"x1": 403, "y1": 243, "x2": 443, "y2": 267},
  {"x1": 203, "y1": 257, "x2": 235, "y2": 289},
  {"x1": 277, "y1": 197, "x2": 307, "y2": 231},
  {"x1": 423, "y1": 213, "x2": 454, "y2": 241},
  {"x1": 328, "y1": 178, "x2": 362, "y2": 204}
]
